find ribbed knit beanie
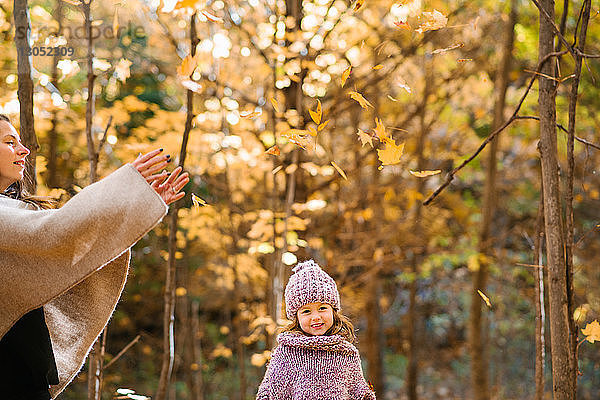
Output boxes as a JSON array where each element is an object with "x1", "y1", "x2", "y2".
[{"x1": 284, "y1": 259, "x2": 341, "y2": 320}]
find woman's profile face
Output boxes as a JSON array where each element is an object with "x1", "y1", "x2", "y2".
[{"x1": 0, "y1": 120, "x2": 30, "y2": 191}]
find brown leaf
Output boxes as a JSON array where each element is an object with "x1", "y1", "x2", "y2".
[
  {"x1": 341, "y1": 66, "x2": 352, "y2": 87},
  {"x1": 357, "y1": 129, "x2": 374, "y2": 148},
  {"x1": 331, "y1": 161, "x2": 348, "y2": 180}
]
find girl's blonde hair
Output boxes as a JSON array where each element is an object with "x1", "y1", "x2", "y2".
[{"x1": 281, "y1": 307, "x2": 357, "y2": 343}]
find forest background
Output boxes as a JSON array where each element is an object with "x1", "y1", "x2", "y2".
[{"x1": 1, "y1": 0, "x2": 599, "y2": 398}]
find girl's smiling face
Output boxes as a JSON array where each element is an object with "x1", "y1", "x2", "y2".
[
  {"x1": 0, "y1": 121, "x2": 30, "y2": 191},
  {"x1": 297, "y1": 302, "x2": 334, "y2": 336}
]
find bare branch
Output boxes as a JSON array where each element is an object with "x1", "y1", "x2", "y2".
[{"x1": 103, "y1": 335, "x2": 141, "y2": 370}]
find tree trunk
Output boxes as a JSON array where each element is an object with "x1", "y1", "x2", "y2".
[
  {"x1": 365, "y1": 274, "x2": 384, "y2": 395},
  {"x1": 47, "y1": 0, "x2": 63, "y2": 188},
  {"x1": 537, "y1": 0, "x2": 575, "y2": 398},
  {"x1": 406, "y1": 53, "x2": 432, "y2": 400},
  {"x1": 156, "y1": 13, "x2": 197, "y2": 400},
  {"x1": 13, "y1": 0, "x2": 36, "y2": 193},
  {"x1": 469, "y1": 3, "x2": 516, "y2": 399},
  {"x1": 190, "y1": 300, "x2": 205, "y2": 400},
  {"x1": 534, "y1": 182, "x2": 546, "y2": 400},
  {"x1": 565, "y1": 1, "x2": 591, "y2": 393}
]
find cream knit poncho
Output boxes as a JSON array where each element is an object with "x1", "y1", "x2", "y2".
[
  {"x1": 256, "y1": 332, "x2": 376, "y2": 400},
  {"x1": 0, "y1": 164, "x2": 168, "y2": 398}
]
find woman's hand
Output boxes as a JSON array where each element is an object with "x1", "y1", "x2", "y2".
[
  {"x1": 151, "y1": 166, "x2": 190, "y2": 205},
  {"x1": 132, "y1": 149, "x2": 190, "y2": 205}
]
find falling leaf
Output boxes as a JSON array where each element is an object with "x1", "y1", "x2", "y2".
[
  {"x1": 387, "y1": 95, "x2": 399, "y2": 102},
  {"x1": 265, "y1": 145, "x2": 280, "y2": 156},
  {"x1": 377, "y1": 139, "x2": 404, "y2": 168},
  {"x1": 415, "y1": 9, "x2": 448, "y2": 33},
  {"x1": 180, "y1": 79, "x2": 203, "y2": 93},
  {"x1": 92, "y1": 58, "x2": 112, "y2": 72},
  {"x1": 309, "y1": 99, "x2": 322, "y2": 124},
  {"x1": 331, "y1": 161, "x2": 348, "y2": 180},
  {"x1": 240, "y1": 110, "x2": 262, "y2": 119},
  {"x1": 372, "y1": 64, "x2": 384, "y2": 70},
  {"x1": 270, "y1": 97, "x2": 280, "y2": 113},
  {"x1": 431, "y1": 43, "x2": 464, "y2": 54},
  {"x1": 192, "y1": 193, "x2": 207, "y2": 208},
  {"x1": 582, "y1": 320, "x2": 600, "y2": 343},
  {"x1": 308, "y1": 126, "x2": 318, "y2": 137},
  {"x1": 114, "y1": 58, "x2": 132, "y2": 82},
  {"x1": 357, "y1": 129, "x2": 374, "y2": 148},
  {"x1": 177, "y1": 54, "x2": 197, "y2": 77},
  {"x1": 175, "y1": 0, "x2": 201, "y2": 9},
  {"x1": 272, "y1": 165, "x2": 283, "y2": 174},
  {"x1": 353, "y1": 0, "x2": 364, "y2": 11},
  {"x1": 477, "y1": 290, "x2": 491, "y2": 307},
  {"x1": 281, "y1": 129, "x2": 312, "y2": 149},
  {"x1": 318, "y1": 120, "x2": 330, "y2": 132},
  {"x1": 289, "y1": 74, "x2": 301, "y2": 83},
  {"x1": 457, "y1": 58, "x2": 473, "y2": 63},
  {"x1": 374, "y1": 118, "x2": 391, "y2": 143},
  {"x1": 202, "y1": 10, "x2": 223, "y2": 23},
  {"x1": 349, "y1": 91, "x2": 373, "y2": 109},
  {"x1": 112, "y1": 9, "x2": 119, "y2": 36},
  {"x1": 341, "y1": 66, "x2": 352, "y2": 87},
  {"x1": 393, "y1": 21, "x2": 411, "y2": 30},
  {"x1": 410, "y1": 169, "x2": 441, "y2": 177}
]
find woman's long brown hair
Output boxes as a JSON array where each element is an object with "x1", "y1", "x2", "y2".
[
  {"x1": 281, "y1": 307, "x2": 357, "y2": 343},
  {"x1": 0, "y1": 114, "x2": 55, "y2": 209}
]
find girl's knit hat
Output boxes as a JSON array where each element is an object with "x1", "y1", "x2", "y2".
[{"x1": 284, "y1": 259, "x2": 341, "y2": 319}]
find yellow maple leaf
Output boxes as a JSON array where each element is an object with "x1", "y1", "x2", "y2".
[
  {"x1": 308, "y1": 126, "x2": 318, "y2": 137},
  {"x1": 192, "y1": 193, "x2": 207, "y2": 208},
  {"x1": 582, "y1": 320, "x2": 600, "y2": 343},
  {"x1": 309, "y1": 99, "x2": 322, "y2": 124},
  {"x1": 410, "y1": 169, "x2": 441, "y2": 177},
  {"x1": 177, "y1": 54, "x2": 198, "y2": 77},
  {"x1": 318, "y1": 120, "x2": 330, "y2": 132},
  {"x1": 377, "y1": 139, "x2": 404, "y2": 168},
  {"x1": 341, "y1": 66, "x2": 352, "y2": 87},
  {"x1": 477, "y1": 290, "x2": 492, "y2": 307},
  {"x1": 415, "y1": 9, "x2": 448, "y2": 34},
  {"x1": 349, "y1": 91, "x2": 373, "y2": 109},
  {"x1": 270, "y1": 97, "x2": 280, "y2": 113},
  {"x1": 356, "y1": 129, "x2": 374, "y2": 148},
  {"x1": 374, "y1": 118, "x2": 392, "y2": 143},
  {"x1": 331, "y1": 161, "x2": 348, "y2": 180}
]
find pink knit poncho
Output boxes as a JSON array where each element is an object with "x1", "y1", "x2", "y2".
[{"x1": 256, "y1": 332, "x2": 376, "y2": 400}]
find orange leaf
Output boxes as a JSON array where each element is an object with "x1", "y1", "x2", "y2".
[
  {"x1": 309, "y1": 99, "x2": 322, "y2": 124},
  {"x1": 192, "y1": 193, "x2": 207, "y2": 208},
  {"x1": 175, "y1": 0, "x2": 201, "y2": 9},
  {"x1": 372, "y1": 64, "x2": 384, "y2": 70},
  {"x1": 394, "y1": 21, "x2": 411, "y2": 30},
  {"x1": 353, "y1": 0, "x2": 364, "y2": 11},
  {"x1": 270, "y1": 97, "x2": 280, "y2": 113},
  {"x1": 377, "y1": 139, "x2": 404, "y2": 168},
  {"x1": 265, "y1": 145, "x2": 280, "y2": 156},
  {"x1": 374, "y1": 118, "x2": 390, "y2": 143},
  {"x1": 582, "y1": 320, "x2": 600, "y2": 343},
  {"x1": 318, "y1": 119, "x2": 330, "y2": 132},
  {"x1": 341, "y1": 66, "x2": 352, "y2": 87},
  {"x1": 331, "y1": 161, "x2": 348, "y2": 180},
  {"x1": 349, "y1": 91, "x2": 373, "y2": 109},
  {"x1": 410, "y1": 169, "x2": 441, "y2": 177},
  {"x1": 457, "y1": 58, "x2": 473, "y2": 63},
  {"x1": 177, "y1": 54, "x2": 198, "y2": 77},
  {"x1": 308, "y1": 126, "x2": 318, "y2": 137}
]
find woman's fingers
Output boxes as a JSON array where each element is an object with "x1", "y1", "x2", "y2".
[
  {"x1": 146, "y1": 170, "x2": 169, "y2": 183},
  {"x1": 132, "y1": 148, "x2": 163, "y2": 167}
]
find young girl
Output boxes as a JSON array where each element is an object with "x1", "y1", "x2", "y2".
[
  {"x1": 0, "y1": 114, "x2": 189, "y2": 399},
  {"x1": 257, "y1": 259, "x2": 376, "y2": 400}
]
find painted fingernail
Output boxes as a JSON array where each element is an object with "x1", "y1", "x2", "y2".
[
  {"x1": 166, "y1": 154, "x2": 171, "y2": 159},
  {"x1": 167, "y1": 158, "x2": 172, "y2": 163},
  {"x1": 159, "y1": 148, "x2": 164, "y2": 152}
]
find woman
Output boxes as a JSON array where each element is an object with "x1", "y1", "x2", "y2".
[{"x1": 0, "y1": 114, "x2": 189, "y2": 399}]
